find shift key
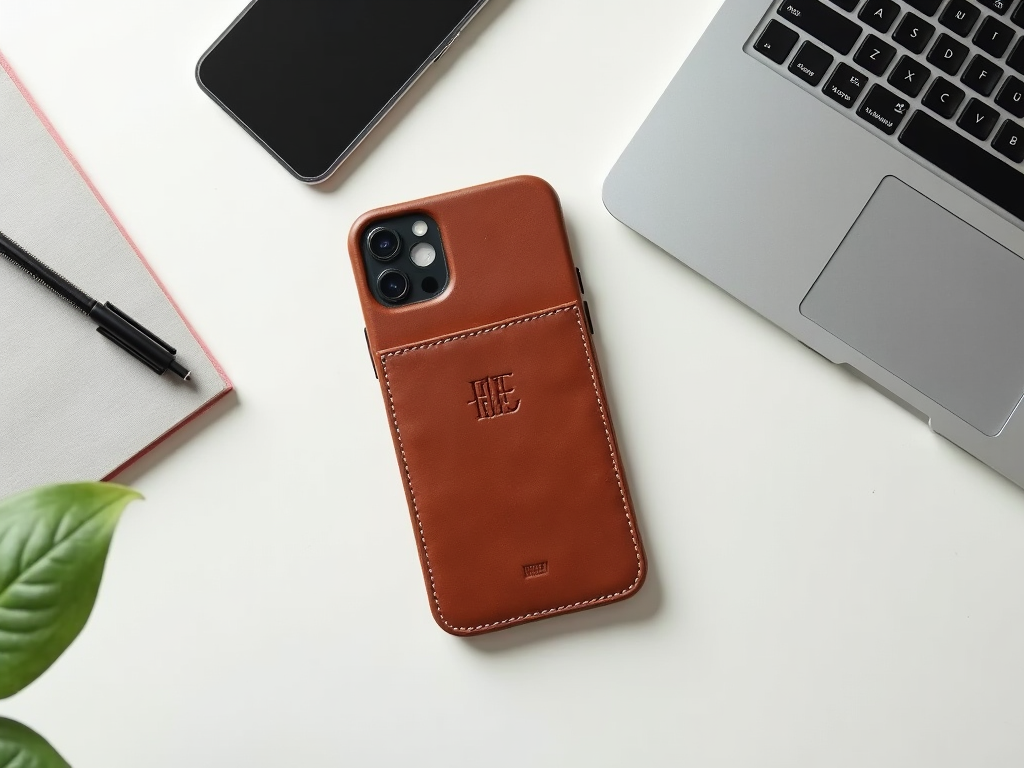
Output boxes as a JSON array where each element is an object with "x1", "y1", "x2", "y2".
[{"x1": 777, "y1": 0, "x2": 864, "y2": 55}]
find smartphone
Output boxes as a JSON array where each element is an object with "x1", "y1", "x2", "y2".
[
  {"x1": 348, "y1": 176, "x2": 647, "y2": 635},
  {"x1": 197, "y1": 0, "x2": 489, "y2": 184}
]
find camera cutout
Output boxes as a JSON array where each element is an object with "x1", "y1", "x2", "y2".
[{"x1": 361, "y1": 214, "x2": 449, "y2": 307}]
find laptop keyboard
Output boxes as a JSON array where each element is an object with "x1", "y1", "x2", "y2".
[{"x1": 748, "y1": 0, "x2": 1024, "y2": 223}]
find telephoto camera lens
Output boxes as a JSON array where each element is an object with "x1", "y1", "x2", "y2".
[
  {"x1": 378, "y1": 269, "x2": 411, "y2": 303},
  {"x1": 368, "y1": 227, "x2": 402, "y2": 261}
]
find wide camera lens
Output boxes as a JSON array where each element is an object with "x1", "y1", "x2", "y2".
[
  {"x1": 377, "y1": 269, "x2": 410, "y2": 303},
  {"x1": 368, "y1": 227, "x2": 401, "y2": 261}
]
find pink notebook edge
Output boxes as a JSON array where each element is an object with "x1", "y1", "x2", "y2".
[{"x1": 0, "y1": 51, "x2": 235, "y2": 483}]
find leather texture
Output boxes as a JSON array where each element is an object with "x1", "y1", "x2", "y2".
[{"x1": 348, "y1": 176, "x2": 646, "y2": 635}]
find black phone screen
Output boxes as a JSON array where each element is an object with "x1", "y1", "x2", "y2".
[{"x1": 198, "y1": 0, "x2": 484, "y2": 181}]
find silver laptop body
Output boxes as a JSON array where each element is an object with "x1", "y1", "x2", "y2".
[{"x1": 605, "y1": 0, "x2": 1024, "y2": 489}]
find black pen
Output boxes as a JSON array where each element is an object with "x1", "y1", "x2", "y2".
[{"x1": 0, "y1": 229, "x2": 191, "y2": 380}]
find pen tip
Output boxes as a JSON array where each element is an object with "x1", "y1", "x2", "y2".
[{"x1": 168, "y1": 360, "x2": 191, "y2": 381}]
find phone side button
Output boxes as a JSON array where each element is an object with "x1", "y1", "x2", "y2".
[
  {"x1": 576, "y1": 267, "x2": 586, "y2": 295},
  {"x1": 364, "y1": 328, "x2": 378, "y2": 380},
  {"x1": 583, "y1": 301, "x2": 595, "y2": 335},
  {"x1": 434, "y1": 34, "x2": 459, "y2": 63}
]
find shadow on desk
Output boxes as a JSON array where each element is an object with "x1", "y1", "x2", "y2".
[{"x1": 309, "y1": 0, "x2": 514, "y2": 195}]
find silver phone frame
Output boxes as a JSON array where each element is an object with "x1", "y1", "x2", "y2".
[{"x1": 196, "y1": 0, "x2": 490, "y2": 184}]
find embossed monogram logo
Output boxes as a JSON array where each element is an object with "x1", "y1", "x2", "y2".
[{"x1": 469, "y1": 373, "x2": 520, "y2": 420}]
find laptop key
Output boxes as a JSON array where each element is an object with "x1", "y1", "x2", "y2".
[
  {"x1": 899, "y1": 110, "x2": 1024, "y2": 220},
  {"x1": 974, "y1": 16, "x2": 1015, "y2": 57},
  {"x1": 860, "y1": 0, "x2": 901, "y2": 33},
  {"x1": 789, "y1": 40, "x2": 835, "y2": 84},
  {"x1": 857, "y1": 83, "x2": 911, "y2": 133},
  {"x1": 961, "y1": 54, "x2": 1004, "y2": 96},
  {"x1": 922, "y1": 76, "x2": 966, "y2": 116},
  {"x1": 755, "y1": 20, "x2": 800, "y2": 64},
  {"x1": 904, "y1": 0, "x2": 942, "y2": 15},
  {"x1": 939, "y1": 0, "x2": 981, "y2": 36},
  {"x1": 974, "y1": 0, "x2": 1007, "y2": 15},
  {"x1": 888, "y1": 55, "x2": 931, "y2": 96},
  {"x1": 893, "y1": 12, "x2": 936, "y2": 53},
  {"x1": 929, "y1": 33, "x2": 970, "y2": 74},
  {"x1": 824, "y1": 62, "x2": 869, "y2": 106},
  {"x1": 958, "y1": 97, "x2": 1000, "y2": 138},
  {"x1": 1014, "y1": 2, "x2": 1024, "y2": 28},
  {"x1": 995, "y1": 74, "x2": 1024, "y2": 116},
  {"x1": 1006, "y1": 37, "x2": 1024, "y2": 73},
  {"x1": 854, "y1": 34, "x2": 897, "y2": 74},
  {"x1": 777, "y1": 0, "x2": 864, "y2": 55},
  {"x1": 828, "y1": 0, "x2": 859, "y2": 9},
  {"x1": 976, "y1": 0, "x2": 1011, "y2": 15},
  {"x1": 993, "y1": 119, "x2": 1024, "y2": 161}
]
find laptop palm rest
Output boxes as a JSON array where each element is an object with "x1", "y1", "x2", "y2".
[{"x1": 800, "y1": 176, "x2": 1024, "y2": 437}]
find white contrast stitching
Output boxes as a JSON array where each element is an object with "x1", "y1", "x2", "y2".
[{"x1": 380, "y1": 303, "x2": 642, "y2": 632}]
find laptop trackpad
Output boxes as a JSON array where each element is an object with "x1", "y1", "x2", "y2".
[{"x1": 800, "y1": 176, "x2": 1024, "y2": 437}]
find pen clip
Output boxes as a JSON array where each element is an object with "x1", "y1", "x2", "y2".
[
  {"x1": 105, "y1": 302, "x2": 177, "y2": 354},
  {"x1": 96, "y1": 326, "x2": 164, "y2": 374}
]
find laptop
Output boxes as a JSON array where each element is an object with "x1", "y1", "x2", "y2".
[{"x1": 604, "y1": 0, "x2": 1024, "y2": 489}]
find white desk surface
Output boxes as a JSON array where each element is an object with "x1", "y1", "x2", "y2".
[{"x1": 2, "y1": 1, "x2": 1024, "y2": 765}]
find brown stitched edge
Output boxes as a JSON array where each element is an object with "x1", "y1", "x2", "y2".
[{"x1": 380, "y1": 303, "x2": 642, "y2": 632}]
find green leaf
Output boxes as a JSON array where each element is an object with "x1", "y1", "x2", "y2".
[
  {"x1": 0, "y1": 483, "x2": 141, "y2": 699},
  {"x1": 0, "y1": 718, "x2": 70, "y2": 767}
]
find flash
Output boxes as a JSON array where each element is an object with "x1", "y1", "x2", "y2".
[
  {"x1": 410, "y1": 242, "x2": 436, "y2": 267},
  {"x1": 411, "y1": 220, "x2": 429, "y2": 237}
]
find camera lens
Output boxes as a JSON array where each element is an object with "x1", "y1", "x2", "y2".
[
  {"x1": 377, "y1": 269, "x2": 410, "y2": 303},
  {"x1": 368, "y1": 227, "x2": 401, "y2": 261}
]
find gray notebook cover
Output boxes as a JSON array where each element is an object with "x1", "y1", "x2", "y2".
[{"x1": 0, "y1": 54, "x2": 231, "y2": 497}]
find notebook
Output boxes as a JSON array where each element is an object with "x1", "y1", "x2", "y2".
[{"x1": 0, "y1": 52, "x2": 232, "y2": 497}]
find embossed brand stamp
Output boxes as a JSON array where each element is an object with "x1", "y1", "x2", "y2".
[
  {"x1": 469, "y1": 373, "x2": 520, "y2": 419},
  {"x1": 523, "y1": 562, "x2": 548, "y2": 579}
]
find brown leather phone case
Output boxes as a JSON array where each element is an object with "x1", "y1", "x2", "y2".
[{"x1": 348, "y1": 176, "x2": 646, "y2": 635}]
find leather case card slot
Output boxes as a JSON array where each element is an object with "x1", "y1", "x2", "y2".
[{"x1": 379, "y1": 301, "x2": 644, "y2": 635}]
